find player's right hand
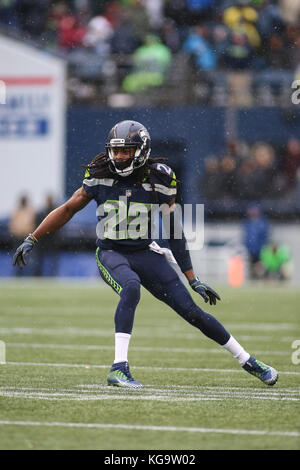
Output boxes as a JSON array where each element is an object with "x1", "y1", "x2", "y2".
[{"x1": 13, "y1": 234, "x2": 38, "y2": 268}]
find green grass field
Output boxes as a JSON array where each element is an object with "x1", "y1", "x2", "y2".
[{"x1": 0, "y1": 279, "x2": 299, "y2": 450}]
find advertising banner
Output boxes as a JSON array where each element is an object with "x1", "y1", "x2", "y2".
[{"x1": 0, "y1": 35, "x2": 66, "y2": 218}]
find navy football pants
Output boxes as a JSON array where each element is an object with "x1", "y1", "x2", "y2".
[{"x1": 96, "y1": 247, "x2": 230, "y2": 346}]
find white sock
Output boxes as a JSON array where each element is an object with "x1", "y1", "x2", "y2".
[
  {"x1": 114, "y1": 333, "x2": 131, "y2": 364},
  {"x1": 222, "y1": 335, "x2": 250, "y2": 366}
]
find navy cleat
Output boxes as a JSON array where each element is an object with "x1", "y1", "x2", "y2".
[
  {"x1": 242, "y1": 356, "x2": 278, "y2": 386},
  {"x1": 107, "y1": 361, "x2": 142, "y2": 388}
]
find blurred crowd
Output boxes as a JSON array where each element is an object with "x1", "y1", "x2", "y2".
[
  {"x1": 9, "y1": 194, "x2": 59, "y2": 276},
  {"x1": 201, "y1": 136, "x2": 300, "y2": 201},
  {"x1": 1, "y1": 0, "x2": 300, "y2": 96},
  {"x1": 243, "y1": 203, "x2": 293, "y2": 280}
]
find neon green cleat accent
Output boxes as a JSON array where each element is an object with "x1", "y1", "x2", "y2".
[
  {"x1": 243, "y1": 356, "x2": 278, "y2": 386},
  {"x1": 107, "y1": 361, "x2": 142, "y2": 389}
]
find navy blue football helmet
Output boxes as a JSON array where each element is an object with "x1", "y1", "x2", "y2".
[{"x1": 106, "y1": 120, "x2": 151, "y2": 176}]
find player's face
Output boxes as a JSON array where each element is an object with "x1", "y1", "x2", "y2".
[{"x1": 112, "y1": 146, "x2": 135, "y2": 162}]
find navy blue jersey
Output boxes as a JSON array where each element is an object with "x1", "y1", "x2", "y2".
[{"x1": 82, "y1": 163, "x2": 177, "y2": 251}]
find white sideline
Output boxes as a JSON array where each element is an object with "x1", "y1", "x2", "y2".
[{"x1": 0, "y1": 420, "x2": 299, "y2": 438}]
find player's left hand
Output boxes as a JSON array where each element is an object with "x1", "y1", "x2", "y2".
[{"x1": 189, "y1": 278, "x2": 221, "y2": 305}]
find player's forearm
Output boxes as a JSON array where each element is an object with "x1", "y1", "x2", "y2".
[
  {"x1": 168, "y1": 236, "x2": 193, "y2": 273},
  {"x1": 166, "y1": 210, "x2": 193, "y2": 273},
  {"x1": 32, "y1": 205, "x2": 74, "y2": 240}
]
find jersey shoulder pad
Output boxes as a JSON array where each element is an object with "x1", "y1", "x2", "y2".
[{"x1": 149, "y1": 163, "x2": 177, "y2": 188}]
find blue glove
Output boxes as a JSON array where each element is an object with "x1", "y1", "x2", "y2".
[
  {"x1": 189, "y1": 277, "x2": 221, "y2": 306},
  {"x1": 13, "y1": 234, "x2": 38, "y2": 268}
]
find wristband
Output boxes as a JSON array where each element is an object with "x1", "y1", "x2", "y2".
[{"x1": 28, "y1": 233, "x2": 38, "y2": 244}]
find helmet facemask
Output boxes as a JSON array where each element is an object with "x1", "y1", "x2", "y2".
[
  {"x1": 106, "y1": 135, "x2": 151, "y2": 177},
  {"x1": 108, "y1": 144, "x2": 136, "y2": 176}
]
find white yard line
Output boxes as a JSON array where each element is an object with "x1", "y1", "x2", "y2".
[
  {"x1": 0, "y1": 391, "x2": 221, "y2": 402},
  {"x1": 2, "y1": 334, "x2": 298, "y2": 343},
  {"x1": 0, "y1": 389, "x2": 299, "y2": 402},
  {"x1": 1, "y1": 384, "x2": 299, "y2": 394},
  {"x1": 0, "y1": 322, "x2": 299, "y2": 339},
  {"x1": 80, "y1": 384, "x2": 300, "y2": 394},
  {"x1": 5, "y1": 342, "x2": 290, "y2": 357},
  {"x1": 4, "y1": 361, "x2": 300, "y2": 376},
  {"x1": 0, "y1": 419, "x2": 298, "y2": 438},
  {"x1": 0, "y1": 385, "x2": 298, "y2": 401}
]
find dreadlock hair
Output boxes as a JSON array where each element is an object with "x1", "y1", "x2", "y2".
[{"x1": 82, "y1": 152, "x2": 179, "y2": 202}]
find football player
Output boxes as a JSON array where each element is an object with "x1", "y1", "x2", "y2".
[{"x1": 13, "y1": 120, "x2": 278, "y2": 388}]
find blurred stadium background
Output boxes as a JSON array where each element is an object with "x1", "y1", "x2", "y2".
[{"x1": 0, "y1": 0, "x2": 300, "y2": 285}]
